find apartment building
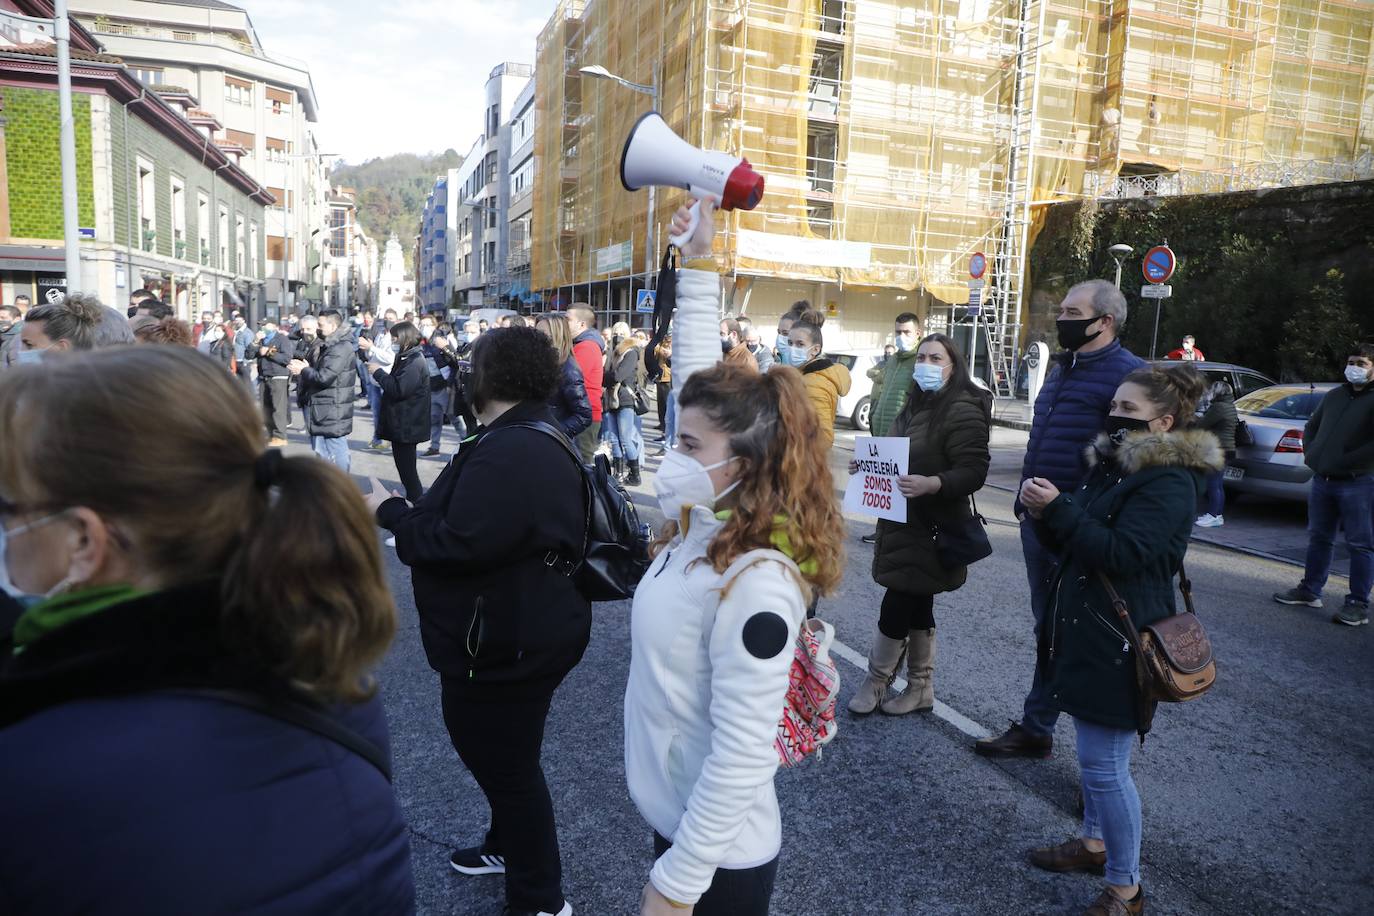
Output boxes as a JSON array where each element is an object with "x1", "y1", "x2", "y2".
[
  {"x1": 506, "y1": 77, "x2": 536, "y2": 307},
  {"x1": 0, "y1": 10, "x2": 271, "y2": 316},
  {"x1": 320, "y1": 187, "x2": 376, "y2": 313},
  {"x1": 532, "y1": 0, "x2": 1374, "y2": 387},
  {"x1": 72, "y1": 0, "x2": 329, "y2": 314},
  {"x1": 417, "y1": 169, "x2": 460, "y2": 312}
]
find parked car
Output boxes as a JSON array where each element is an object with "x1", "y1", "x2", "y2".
[
  {"x1": 1224, "y1": 382, "x2": 1338, "y2": 502},
  {"x1": 825, "y1": 349, "x2": 885, "y2": 431},
  {"x1": 1150, "y1": 360, "x2": 1276, "y2": 398}
]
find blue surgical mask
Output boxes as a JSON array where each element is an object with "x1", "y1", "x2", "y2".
[
  {"x1": 782, "y1": 345, "x2": 811, "y2": 368},
  {"x1": 15, "y1": 347, "x2": 46, "y2": 366},
  {"x1": 894, "y1": 335, "x2": 915, "y2": 353},
  {"x1": 0, "y1": 512, "x2": 73, "y2": 608},
  {"x1": 913, "y1": 363, "x2": 945, "y2": 392}
]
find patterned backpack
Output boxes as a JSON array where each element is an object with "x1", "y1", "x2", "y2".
[{"x1": 717, "y1": 550, "x2": 841, "y2": 768}]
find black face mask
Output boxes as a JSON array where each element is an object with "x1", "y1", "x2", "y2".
[
  {"x1": 1105, "y1": 414, "x2": 1156, "y2": 445},
  {"x1": 1057, "y1": 315, "x2": 1104, "y2": 351},
  {"x1": 721, "y1": 338, "x2": 734, "y2": 354}
]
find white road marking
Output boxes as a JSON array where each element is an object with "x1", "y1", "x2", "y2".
[{"x1": 828, "y1": 635, "x2": 991, "y2": 740}]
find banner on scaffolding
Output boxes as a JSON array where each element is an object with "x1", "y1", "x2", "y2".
[{"x1": 736, "y1": 230, "x2": 872, "y2": 270}]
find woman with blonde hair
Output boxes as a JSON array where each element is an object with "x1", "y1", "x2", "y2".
[
  {"x1": 536, "y1": 313, "x2": 593, "y2": 438},
  {"x1": 0, "y1": 345, "x2": 414, "y2": 912},
  {"x1": 626, "y1": 198, "x2": 845, "y2": 916},
  {"x1": 604, "y1": 319, "x2": 646, "y2": 485}
]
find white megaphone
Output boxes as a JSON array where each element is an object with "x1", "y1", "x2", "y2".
[{"x1": 620, "y1": 111, "x2": 765, "y2": 248}]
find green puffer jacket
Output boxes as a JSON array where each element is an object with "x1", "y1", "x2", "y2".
[
  {"x1": 870, "y1": 348, "x2": 920, "y2": 437},
  {"x1": 872, "y1": 385, "x2": 991, "y2": 595},
  {"x1": 1039, "y1": 428, "x2": 1222, "y2": 733},
  {"x1": 1197, "y1": 388, "x2": 1238, "y2": 452}
]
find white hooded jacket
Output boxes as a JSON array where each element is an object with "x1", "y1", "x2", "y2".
[{"x1": 623, "y1": 265, "x2": 807, "y2": 905}]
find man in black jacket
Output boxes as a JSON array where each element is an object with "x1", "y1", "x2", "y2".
[
  {"x1": 1274, "y1": 342, "x2": 1374, "y2": 626},
  {"x1": 289, "y1": 310, "x2": 356, "y2": 471},
  {"x1": 245, "y1": 319, "x2": 295, "y2": 447}
]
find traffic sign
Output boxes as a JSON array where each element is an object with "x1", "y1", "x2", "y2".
[
  {"x1": 969, "y1": 251, "x2": 987, "y2": 280},
  {"x1": 1140, "y1": 284, "x2": 1172, "y2": 299},
  {"x1": 967, "y1": 283, "x2": 982, "y2": 317},
  {"x1": 635, "y1": 289, "x2": 656, "y2": 314},
  {"x1": 1142, "y1": 245, "x2": 1175, "y2": 284}
]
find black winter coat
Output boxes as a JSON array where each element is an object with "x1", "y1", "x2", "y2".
[
  {"x1": 873, "y1": 385, "x2": 991, "y2": 595},
  {"x1": 550, "y1": 357, "x2": 593, "y2": 438},
  {"x1": 374, "y1": 349, "x2": 430, "y2": 444},
  {"x1": 1039, "y1": 429, "x2": 1222, "y2": 732},
  {"x1": 604, "y1": 341, "x2": 643, "y2": 412},
  {"x1": 376, "y1": 401, "x2": 591, "y2": 698},
  {"x1": 1197, "y1": 389, "x2": 1238, "y2": 453},
  {"x1": 0, "y1": 584, "x2": 416, "y2": 914},
  {"x1": 298, "y1": 326, "x2": 356, "y2": 438},
  {"x1": 246, "y1": 331, "x2": 294, "y2": 377}
]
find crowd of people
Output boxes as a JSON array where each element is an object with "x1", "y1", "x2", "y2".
[{"x1": 0, "y1": 193, "x2": 1370, "y2": 916}]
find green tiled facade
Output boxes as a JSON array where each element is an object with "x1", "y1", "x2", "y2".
[{"x1": 4, "y1": 87, "x2": 95, "y2": 238}]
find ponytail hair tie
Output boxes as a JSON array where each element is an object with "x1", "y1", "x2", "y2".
[{"x1": 253, "y1": 448, "x2": 284, "y2": 490}]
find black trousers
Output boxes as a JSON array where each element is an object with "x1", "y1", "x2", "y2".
[
  {"x1": 878, "y1": 589, "x2": 935, "y2": 639},
  {"x1": 656, "y1": 381, "x2": 671, "y2": 430},
  {"x1": 390, "y1": 442, "x2": 423, "y2": 503},
  {"x1": 652, "y1": 833, "x2": 778, "y2": 916},
  {"x1": 441, "y1": 684, "x2": 564, "y2": 915},
  {"x1": 261, "y1": 376, "x2": 290, "y2": 440}
]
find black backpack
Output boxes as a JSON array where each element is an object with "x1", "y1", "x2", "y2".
[{"x1": 509, "y1": 421, "x2": 653, "y2": 601}]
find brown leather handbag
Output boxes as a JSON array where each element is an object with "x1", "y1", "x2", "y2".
[{"x1": 1097, "y1": 562, "x2": 1217, "y2": 704}]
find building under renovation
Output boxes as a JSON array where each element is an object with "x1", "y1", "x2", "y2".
[{"x1": 531, "y1": 0, "x2": 1374, "y2": 392}]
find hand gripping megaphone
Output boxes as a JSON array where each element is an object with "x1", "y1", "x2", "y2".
[{"x1": 620, "y1": 111, "x2": 765, "y2": 248}]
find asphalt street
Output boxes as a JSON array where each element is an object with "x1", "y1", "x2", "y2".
[{"x1": 279, "y1": 400, "x2": 1370, "y2": 915}]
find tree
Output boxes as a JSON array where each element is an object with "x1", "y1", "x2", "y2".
[{"x1": 1279, "y1": 269, "x2": 1359, "y2": 381}]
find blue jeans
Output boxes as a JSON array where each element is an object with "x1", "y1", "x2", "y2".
[
  {"x1": 664, "y1": 389, "x2": 678, "y2": 446},
  {"x1": 1301, "y1": 473, "x2": 1373, "y2": 607},
  {"x1": 612, "y1": 407, "x2": 642, "y2": 461},
  {"x1": 1075, "y1": 717, "x2": 1142, "y2": 887},
  {"x1": 429, "y1": 390, "x2": 447, "y2": 451},
  {"x1": 1204, "y1": 470, "x2": 1225, "y2": 518},
  {"x1": 1020, "y1": 519, "x2": 1061, "y2": 738},
  {"x1": 311, "y1": 434, "x2": 351, "y2": 472}
]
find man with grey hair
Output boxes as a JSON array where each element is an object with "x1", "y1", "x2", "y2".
[
  {"x1": 94, "y1": 304, "x2": 135, "y2": 348},
  {"x1": 976, "y1": 277, "x2": 1144, "y2": 760}
]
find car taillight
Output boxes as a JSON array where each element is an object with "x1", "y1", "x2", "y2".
[{"x1": 1275, "y1": 429, "x2": 1304, "y2": 453}]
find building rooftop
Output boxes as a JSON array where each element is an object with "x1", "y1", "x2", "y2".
[
  {"x1": 3, "y1": 41, "x2": 122, "y2": 64},
  {"x1": 158, "y1": 0, "x2": 245, "y2": 10}
]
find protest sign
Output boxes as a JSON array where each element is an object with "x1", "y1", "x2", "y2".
[{"x1": 844, "y1": 436, "x2": 908, "y2": 523}]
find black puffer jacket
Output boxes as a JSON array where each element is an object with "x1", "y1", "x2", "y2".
[
  {"x1": 1197, "y1": 387, "x2": 1238, "y2": 453},
  {"x1": 550, "y1": 357, "x2": 593, "y2": 438},
  {"x1": 298, "y1": 325, "x2": 356, "y2": 438},
  {"x1": 1039, "y1": 429, "x2": 1221, "y2": 732},
  {"x1": 873, "y1": 385, "x2": 992, "y2": 595},
  {"x1": 376, "y1": 401, "x2": 590, "y2": 698},
  {"x1": 375, "y1": 348, "x2": 430, "y2": 444},
  {"x1": 603, "y1": 340, "x2": 642, "y2": 412}
]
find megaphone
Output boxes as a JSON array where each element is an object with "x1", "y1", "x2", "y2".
[{"x1": 620, "y1": 111, "x2": 765, "y2": 248}]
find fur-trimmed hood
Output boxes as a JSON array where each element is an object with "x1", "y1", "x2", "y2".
[{"x1": 1086, "y1": 428, "x2": 1225, "y2": 475}]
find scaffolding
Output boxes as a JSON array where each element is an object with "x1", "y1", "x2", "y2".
[{"x1": 531, "y1": 0, "x2": 1374, "y2": 392}]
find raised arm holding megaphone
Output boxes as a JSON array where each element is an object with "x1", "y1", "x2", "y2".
[{"x1": 620, "y1": 112, "x2": 765, "y2": 247}]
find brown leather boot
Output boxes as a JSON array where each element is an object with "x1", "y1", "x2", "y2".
[
  {"x1": 880, "y1": 627, "x2": 935, "y2": 715},
  {"x1": 846, "y1": 633, "x2": 906, "y2": 715},
  {"x1": 1028, "y1": 838, "x2": 1106, "y2": 875},
  {"x1": 1084, "y1": 887, "x2": 1145, "y2": 915}
]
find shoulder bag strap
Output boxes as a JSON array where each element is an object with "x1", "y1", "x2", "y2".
[
  {"x1": 1094, "y1": 571, "x2": 1148, "y2": 658},
  {"x1": 1177, "y1": 560, "x2": 1197, "y2": 616},
  {"x1": 168, "y1": 687, "x2": 391, "y2": 783},
  {"x1": 502, "y1": 420, "x2": 593, "y2": 563}
]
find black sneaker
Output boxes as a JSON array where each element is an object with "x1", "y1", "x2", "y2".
[
  {"x1": 450, "y1": 846, "x2": 505, "y2": 875},
  {"x1": 861, "y1": 533, "x2": 877, "y2": 544},
  {"x1": 1273, "y1": 587, "x2": 1322, "y2": 608},
  {"x1": 974, "y1": 721, "x2": 1053, "y2": 759},
  {"x1": 1333, "y1": 601, "x2": 1370, "y2": 627}
]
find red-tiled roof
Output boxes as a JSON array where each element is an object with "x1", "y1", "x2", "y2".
[{"x1": 3, "y1": 41, "x2": 122, "y2": 64}]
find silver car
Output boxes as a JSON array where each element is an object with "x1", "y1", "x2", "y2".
[{"x1": 1226, "y1": 383, "x2": 1338, "y2": 501}]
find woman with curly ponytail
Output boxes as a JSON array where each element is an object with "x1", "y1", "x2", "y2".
[{"x1": 625, "y1": 198, "x2": 844, "y2": 916}]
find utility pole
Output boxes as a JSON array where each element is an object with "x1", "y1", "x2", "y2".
[{"x1": 55, "y1": 0, "x2": 81, "y2": 288}]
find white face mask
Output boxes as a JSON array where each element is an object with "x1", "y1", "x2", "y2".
[
  {"x1": 653, "y1": 450, "x2": 741, "y2": 524},
  {"x1": 1345, "y1": 364, "x2": 1370, "y2": 386},
  {"x1": 894, "y1": 335, "x2": 915, "y2": 353},
  {"x1": 0, "y1": 512, "x2": 74, "y2": 607}
]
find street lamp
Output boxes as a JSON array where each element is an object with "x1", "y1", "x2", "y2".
[
  {"x1": 1109, "y1": 243, "x2": 1133, "y2": 290},
  {"x1": 580, "y1": 63, "x2": 660, "y2": 277}
]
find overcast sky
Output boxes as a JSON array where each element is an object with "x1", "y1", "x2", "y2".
[{"x1": 237, "y1": 0, "x2": 556, "y2": 164}]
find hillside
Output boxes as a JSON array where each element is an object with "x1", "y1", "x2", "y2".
[{"x1": 329, "y1": 151, "x2": 464, "y2": 273}]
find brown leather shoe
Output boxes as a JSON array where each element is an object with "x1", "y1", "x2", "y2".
[
  {"x1": 1028, "y1": 838, "x2": 1106, "y2": 875},
  {"x1": 1084, "y1": 887, "x2": 1145, "y2": 915},
  {"x1": 974, "y1": 721, "x2": 1053, "y2": 758}
]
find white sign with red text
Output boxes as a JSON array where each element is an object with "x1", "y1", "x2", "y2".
[{"x1": 845, "y1": 437, "x2": 908, "y2": 523}]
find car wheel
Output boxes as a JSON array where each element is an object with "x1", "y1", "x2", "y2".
[{"x1": 853, "y1": 396, "x2": 871, "y2": 431}]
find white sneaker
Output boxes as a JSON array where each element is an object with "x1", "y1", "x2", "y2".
[
  {"x1": 1194, "y1": 515, "x2": 1224, "y2": 528},
  {"x1": 538, "y1": 905, "x2": 572, "y2": 916},
  {"x1": 384, "y1": 536, "x2": 397, "y2": 548}
]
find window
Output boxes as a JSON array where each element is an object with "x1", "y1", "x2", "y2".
[
  {"x1": 266, "y1": 186, "x2": 291, "y2": 211},
  {"x1": 136, "y1": 158, "x2": 156, "y2": 252},
  {"x1": 250, "y1": 222, "x2": 259, "y2": 277},
  {"x1": 511, "y1": 157, "x2": 534, "y2": 195},
  {"x1": 235, "y1": 215, "x2": 245, "y2": 274},
  {"x1": 224, "y1": 77, "x2": 253, "y2": 106},
  {"x1": 197, "y1": 194, "x2": 210, "y2": 264},
  {"x1": 130, "y1": 67, "x2": 164, "y2": 86},
  {"x1": 170, "y1": 176, "x2": 186, "y2": 259},
  {"x1": 223, "y1": 129, "x2": 255, "y2": 151},
  {"x1": 265, "y1": 137, "x2": 288, "y2": 163},
  {"x1": 485, "y1": 151, "x2": 498, "y2": 185},
  {"x1": 218, "y1": 206, "x2": 229, "y2": 268},
  {"x1": 266, "y1": 87, "x2": 293, "y2": 117}
]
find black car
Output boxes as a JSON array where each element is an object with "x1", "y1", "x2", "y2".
[{"x1": 1148, "y1": 360, "x2": 1275, "y2": 397}]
